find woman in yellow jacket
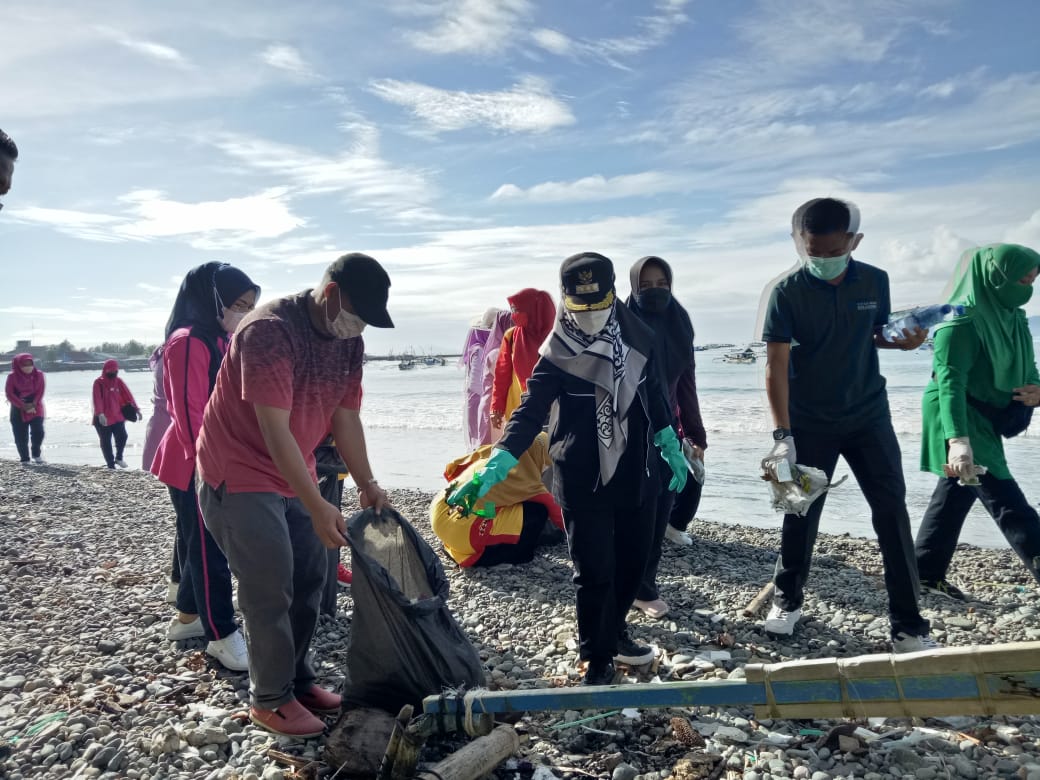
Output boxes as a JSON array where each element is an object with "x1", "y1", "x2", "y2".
[{"x1": 430, "y1": 433, "x2": 563, "y2": 567}]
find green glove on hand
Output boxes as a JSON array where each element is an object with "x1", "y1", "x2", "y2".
[
  {"x1": 653, "y1": 426, "x2": 688, "y2": 493},
  {"x1": 447, "y1": 447, "x2": 519, "y2": 509}
]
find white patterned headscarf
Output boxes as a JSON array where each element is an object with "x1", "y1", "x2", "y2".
[{"x1": 540, "y1": 302, "x2": 646, "y2": 486}]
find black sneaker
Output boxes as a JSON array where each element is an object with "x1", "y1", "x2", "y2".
[
  {"x1": 583, "y1": 660, "x2": 616, "y2": 686},
  {"x1": 614, "y1": 633, "x2": 655, "y2": 665},
  {"x1": 920, "y1": 578, "x2": 968, "y2": 601}
]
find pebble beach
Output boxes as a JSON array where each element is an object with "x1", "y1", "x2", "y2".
[{"x1": 3, "y1": 459, "x2": 1040, "y2": 780}]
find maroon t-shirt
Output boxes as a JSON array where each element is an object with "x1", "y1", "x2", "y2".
[{"x1": 197, "y1": 291, "x2": 364, "y2": 497}]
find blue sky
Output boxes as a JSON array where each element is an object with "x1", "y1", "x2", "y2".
[{"x1": 3, "y1": 0, "x2": 1040, "y2": 354}]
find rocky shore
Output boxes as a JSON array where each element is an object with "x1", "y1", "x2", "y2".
[{"x1": 2, "y1": 460, "x2": 1040, "y2": 779}]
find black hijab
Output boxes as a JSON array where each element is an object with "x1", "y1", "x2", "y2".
[
  {"x1": 164, "y1": 262, "x2": 259, "y2": 387},
  {"x1": 625, "y1": 256, "x2": 695, "y2": 385}
]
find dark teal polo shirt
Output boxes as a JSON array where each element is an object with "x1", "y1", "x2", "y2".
[{"x1": 761, "y1": 259, "x2": 891, "y2": 433}]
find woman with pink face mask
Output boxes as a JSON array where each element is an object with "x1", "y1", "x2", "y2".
[
  {"x1": 151, "y1": 262, "x2": 259, "y2": 672},
  {"x1": 6, "y1": 353, "x2": 45, "y2": 464}
]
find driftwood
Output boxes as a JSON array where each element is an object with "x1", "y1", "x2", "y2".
[
  {"x1": 742, "y1": 582, "x2": 774, "y2": 617},
  {"x1": 325, "y1": 707, "x2": 399, "y2": 777},
  {"x1": 419, "y1": 725, "x2": 519, "y2": 780}
]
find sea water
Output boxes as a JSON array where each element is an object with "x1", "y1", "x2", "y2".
[{"x1": 9, "y1": 349, "x2": 1040, "y2": 550}]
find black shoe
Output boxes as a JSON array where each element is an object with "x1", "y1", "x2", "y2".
[
  {"x1": 920, "y1": 578, "x2": 967, "y2": 601},
  {"x1": 583, "y1": 660, "x2": 616, "y2": 686},
  {"x1": 614, "y1": 632, "x2": 655, "y2": 665}
]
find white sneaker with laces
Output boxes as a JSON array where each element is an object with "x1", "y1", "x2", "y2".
[
  {"x1": 32, "y1": 456, "x2": 45, "y2": 464},
  {"x1": 167, "y1": 616, "x2": 205, "y2": 641},
  {"x1": 763, "y1": 605, "x2": 801, "y2": 636},
  {"x1": 664, "y1": 526, "x2": 693, "y2": 546},
  {"x1": 892, "y1": 632, "x2": 941, "y2": 654},
  {"x1": 114, "y1": 459, "x2": 129, "y2": 469},
  {"x1": 207, "y1": 629, "x2": 249, "y2": 671}
]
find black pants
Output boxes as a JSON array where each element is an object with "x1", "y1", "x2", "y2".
[
  {"x1": 95, "y1": 420, "x2": 128, "y2": 468},
  {"x1": 475, "y1": 503, "x2": 548, "y2": 567},
  {"x1": 668, "y1": 475, "x2": 703, "y2": 532},
  {"x1": 10, "y1": 410, "x2": 44, "y2": 462},
  {"x1": 637, "y1": 486, "x2": 675, "y2": 601},
  {"x1": 565, "y1": 494, "x2": 655, "y2": 663},
  {"x1": 170, "y1": 478, "x2": 237, "y2": 641},
  {"x1": 773, "y1": 420, "x2": 929, "y2": 638},
  {"x1": 916, "y1": 475, "x2": 1040, "y2": 585}
]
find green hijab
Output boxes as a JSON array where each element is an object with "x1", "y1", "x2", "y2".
[{"x1": 937, "y1": 244, "x2": 1040, "y2": 392}]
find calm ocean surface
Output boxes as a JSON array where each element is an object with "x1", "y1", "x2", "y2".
[{"x1": 9, "y1": 348, "x2": 1040, "y2": 550}]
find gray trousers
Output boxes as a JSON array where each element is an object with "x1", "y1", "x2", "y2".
[{"x1": 198, "y1": 481, "x2": 327, "y2": 709}]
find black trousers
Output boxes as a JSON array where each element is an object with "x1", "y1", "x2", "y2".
[
  {"x1": 170, "y1": 478, "x2": 237, "y2": 640},
  {"x1": 475, "y1": 503, "x2": 548, "y2": 567},
  {"x1": 773, "y1": 420, "x2": 929, "y2": 638},
  {"x1": 668, "y1": 475, "x2": 703, "y2": 532},
  {"x1": 637, "y1": 486, "x2": 675, "y2": 601},
  {"x1": 95, "y1": 420, "x2": 128, "y2": 467},
  {"x1": 565, "y1": 493, "x2": 655, "y2": 663},
  {"x1": 10, "y1": 410, "x2": 44, "y2": 461},
  {"x1": 915, "y1": 475, "x2": 1040, "y2": 584}
]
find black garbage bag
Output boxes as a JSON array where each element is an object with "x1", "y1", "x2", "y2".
[{"x1": 344, "y1": 507, "x2": 485, "y2": 713}]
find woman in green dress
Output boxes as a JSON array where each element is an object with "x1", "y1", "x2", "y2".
[{"x1": 915, "y1": 244, "x2": 1040, "y2": 599}]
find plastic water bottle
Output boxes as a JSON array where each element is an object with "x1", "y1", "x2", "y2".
[{"x1": 882, "y1": 303, "x2": 965, "y2": 341}]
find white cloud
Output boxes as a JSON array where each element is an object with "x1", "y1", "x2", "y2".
[
  {"x1": 260, "y1": 44, "x2": 315, "y2": 78},
  {"x1": 368, "y1": 76, "x2": 574, "y2": 133},
  {"x1": 114, "y1": 37, "x2": 190, "y2": 67},
  {"x1": 490, "y1": 171, "x2": 691, "y2": 203},
  {"x1": 530, "y1": 28, "x2": 571, "y2": 56},
  {"x1": 403, "y1": 0, "x2": 532, "y2": 55}
]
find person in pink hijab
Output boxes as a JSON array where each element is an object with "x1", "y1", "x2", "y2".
[
  {"x1": 5, "y1": 353, "x2": 45, "y2": 464},
  {"x1": 91, "y1": 359, "x2": 140, "y2": 469}
]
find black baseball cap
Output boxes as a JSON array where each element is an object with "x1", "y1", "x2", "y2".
[
  {"x1": 560, "y1": 252, "x2": 616, "y2": 311},
  {"x1": 326, "y1": 253, "x2": 394, "y2": 328}
]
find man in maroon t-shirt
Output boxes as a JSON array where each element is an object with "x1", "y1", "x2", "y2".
[{"x1": 197, "y1": 253, "x2": 393, "y2": 738}]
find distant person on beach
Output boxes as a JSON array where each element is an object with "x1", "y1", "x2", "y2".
[
  {"x1": 489, "y1": 289, "x2": 556, "y2": 430},
  {"x1": 449, "y1": 252, "x2": 687, "y2": 686},
  {"x1": 626, "y1": 256, "x2": 706, "y2": 620},
  {"x1": 6, "y1": 353, "x2": 45, "y2": 464},
  {"x1": 196, "y1": 253, "x2": 393, "y2": 738},
  {"x1": 460, "y1": 308, "x2": 506, "y2": 449},
  {"x1": 481, "y1": 310, "x2": 514, "y2": 442},
  {"x1": 759, "y1": 197, "x2": 937, "y2": 653},
  {"x1": 915, "y1": 244, "x2": 1040, "y2": 599},
  {"x1": 431, "y1": 432, "x2": 565, "y2": 567},
  {"x1": 0, "y1": 128, "x2": 17, "y2": 207},
  {"x1": 91, "y1": 360, "x2": 140, "y2": 470},
  {"x1": 151, "y1": 262, "x2": 259, "y2": 671}
]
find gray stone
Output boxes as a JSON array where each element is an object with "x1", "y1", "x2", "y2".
[
  {"x1": 889, "y1": 748, "x2": 925, "y2": 769},
  {"x1": 612, "y1": 763, "x2": 638, "y2": 780}
]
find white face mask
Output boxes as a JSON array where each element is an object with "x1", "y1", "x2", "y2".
[
  {"x1": 569, "y1": 307, "x2": 611, "y2": 335},
  {"x1": 220, "y1": 309, "x2": 247, "y2": 334},
  {"x1": 327, "y1": 290, "x2": 367, "y2": 339}
]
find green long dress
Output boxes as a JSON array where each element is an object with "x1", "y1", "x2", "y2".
[{"x1": 920, "y1": 244, "x2": 1040, "y2": 481}]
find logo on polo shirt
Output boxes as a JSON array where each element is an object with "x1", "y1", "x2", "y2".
[{"x1": 856, "y1": 300, "x2": 879, "y2": 311}]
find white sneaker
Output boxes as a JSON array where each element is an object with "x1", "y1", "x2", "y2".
[
  {"x1": 32, "y1": 456, "x2": 45, "y2": 464},
  {"x1": 167, "y1": 616, "x2": 205, "y2": 641},
  {"x1": 664, "y1": 526, "x2": 693, "y2": 546},
  {"x1": 114, "y1": 459, "x2": 129, "y2": 469},
  {"x1": 892, "y1": 632, "x2": 941, "y2": 654},
  {"x1": 763, "y1": 605, "x2": 801, "y2": 636},
  {"x1": 207, "y1": 629, "x2": 249, "y2": 671}
]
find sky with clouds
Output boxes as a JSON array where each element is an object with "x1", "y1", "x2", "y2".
[{"x1": 3, "y1": 0, "x2": 1040, "y2": 353}]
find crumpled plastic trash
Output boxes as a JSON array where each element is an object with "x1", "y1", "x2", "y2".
[
  {"x1": 682, "y1": 438, "x2": 705, "y2": 485},
  {"x1": 764, "y1": 461, "x2": 847, "y2": 516}
]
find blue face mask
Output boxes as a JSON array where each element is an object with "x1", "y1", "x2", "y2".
[{"x1": 805, "y1": 252, "x2": 850, "y2": 281}]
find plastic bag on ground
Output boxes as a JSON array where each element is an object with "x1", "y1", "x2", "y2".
[
  {"x1": 344, "y1": 507, "x2": 485, "y2": 713},
  {"x1": 766, "y1": 464, "x2": 847, "y2": 516}
]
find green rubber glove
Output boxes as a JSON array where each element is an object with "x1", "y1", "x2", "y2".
[
  {"x1": 447, "y1": 448, "x2": 519, "y2": 508},
  {"x1": 653, "y1": 426, "x2": 688, "y2": 493}
]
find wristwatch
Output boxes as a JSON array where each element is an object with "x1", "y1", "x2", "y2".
[{"x1": 772, "y1": 427, "x2": 792, "y2": 441}]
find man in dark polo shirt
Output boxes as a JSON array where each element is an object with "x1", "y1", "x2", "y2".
[{"x1": 760, "y1": 197, "x2": 938, "y2": 653}]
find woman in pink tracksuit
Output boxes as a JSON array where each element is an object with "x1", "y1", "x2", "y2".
[
  {"x1": 6, "y1": 353, "x2": 46, "y2": 464},
  {"x1": 151, "y1": 262, "x2": 259, "y2": 672},
  {"x1": 91, "y1": 359, "x2": 139, "y2": 469}
]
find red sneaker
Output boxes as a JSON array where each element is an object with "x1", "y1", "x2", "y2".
[
  {"x1": 249, "y1": 699, "x2": 324, "y2": 738},
  {"x1": 296, "y1": 684, "x2": 342, "y2": 716},
  {"x1": 336, "y1": 564, "x2": 353, "y2": 586}
]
